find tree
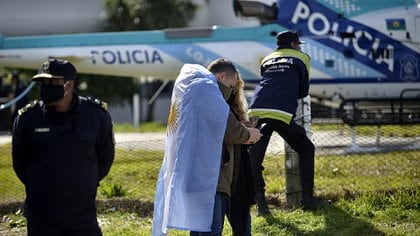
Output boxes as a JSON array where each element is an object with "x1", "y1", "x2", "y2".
[
  {"x1": 101, "y1": 0, "x2": 197, "y2": 31},
  {"x1": 98, "y1": 0, "x2": 197, "y2": 121},
  {"x1": 77, "y1": 74, "x2": 138, "y2": 106}
]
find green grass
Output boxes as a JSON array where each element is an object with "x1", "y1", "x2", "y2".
[
  {"x1": 1, "y1": 141, "x2": 419, "y2": 235},
  {"x1": 101, "y1": 188, "x2": 420, "y2": 235},
  {"x1": 0, "y1": 144, "x2": 25, "y2": 203},
  {"x1": 0, "y1": 145, "x2": 164, "y2": 203},
  {"x1": 113, "y1": 122, "x2": 166, "y2": 133},
  {"x1": 312, "y1": 123, "x2": 420, "y2": 138},
  {"x1": 262, "y1": 151, "x2": 419, "y2": 197},
  {"x1": 98, "y1": 148, "x2": 163, "y2": 201},
  {"x1": 116, "y1": 121, "x2": 420, "y2": 136},
  {"x1": 2, "y1": 189, "x2": 418, "y2": 235}
]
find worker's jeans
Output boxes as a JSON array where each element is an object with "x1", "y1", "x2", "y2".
[{"x1": 249, "y1": 118, "x2": 315, "y2": 195}]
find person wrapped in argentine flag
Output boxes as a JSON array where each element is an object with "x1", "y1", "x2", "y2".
[{"x1": 152, "y1": 63, "x2": 229, "y2": 235}]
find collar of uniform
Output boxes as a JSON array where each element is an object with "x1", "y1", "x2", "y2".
[
  {"x1": 42, "y1": 91, "x2": 79, "y2": 118},
  {"x1": 277, "y1": 44, "x2": 295, "y2": 50}
]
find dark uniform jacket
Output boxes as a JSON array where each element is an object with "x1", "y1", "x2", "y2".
[
  {"x1": 12, "y1": 94, "x2": 115, "y2": 230},
  {"x1": 249, "y1": 48, "x2": 310, "y2": 125}
]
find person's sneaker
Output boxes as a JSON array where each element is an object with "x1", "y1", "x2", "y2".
[{"x1": 301, "y1": 197, "x2": 330, "y2": 210}]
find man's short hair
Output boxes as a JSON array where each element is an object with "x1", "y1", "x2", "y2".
[{"x1": 207, "y1": 58, "x2": 238, "y2": 76}]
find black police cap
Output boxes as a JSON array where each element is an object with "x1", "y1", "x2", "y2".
[
  {"x1": 276, "y1": 30, "x2": 305, "y2": 45},
  {"x1": 32, "y1": 59, "x2": 76, "y2": 82}
]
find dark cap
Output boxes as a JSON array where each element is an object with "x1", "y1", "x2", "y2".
[
  {"x1": 276, "y1": 30, "x2": 304, "y2": 45},
  {"x1": 32, "y1": 59, "x2": 76, "y2": 81}
]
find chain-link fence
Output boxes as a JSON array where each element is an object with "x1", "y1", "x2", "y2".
[
  {"x1": 264, "y1": 120, "x2": 420, "y2": 198},
  {"x1": 1, "y1": 119, "x2": 419, "y2": 208}
]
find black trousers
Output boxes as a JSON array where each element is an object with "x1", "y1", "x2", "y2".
[
  {"x1": 26, "y1": 217, "x2": 102, "y2": 236},
  {"x1": 249, "y1": 118, "x2": 315, "y2": 195},
  {"x1": 227, "y1": 145, "x2": 254, "y2": 236}
]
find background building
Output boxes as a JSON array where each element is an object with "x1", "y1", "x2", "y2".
[{"x1": 0, "y1": 0, "x2": 104, "y2": 36}]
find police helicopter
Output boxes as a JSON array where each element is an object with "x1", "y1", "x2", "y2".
[{"x1": 1, "y1": 0, "x2": 419, "y2": 126}]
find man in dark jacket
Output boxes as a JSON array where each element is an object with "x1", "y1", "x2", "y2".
[
  {"x1": 12, "y1": 59, "x2": 115, "y2": 235},
  {"x1": 248, "y1": 30, "x2": 316, "y2": 214}
]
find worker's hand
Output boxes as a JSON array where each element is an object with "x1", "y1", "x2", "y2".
[
  {"x1": 241, "y1": 116, "x2": 259, "y2": 128},
  {"x1": 244, "y1": 127, "x2": 262, "y2": 144}
]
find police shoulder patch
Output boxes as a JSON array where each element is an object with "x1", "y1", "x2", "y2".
[
  {"x1": 18, "y1": 100, "x2": 41, "y2": 116},
  {"x1": 84, "y1": 96, "x2": 108, "y2": 111}
]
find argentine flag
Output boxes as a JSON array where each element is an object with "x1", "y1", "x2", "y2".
[{"x1": 152, "y1": 64, "x2": 229, "y2": 235}]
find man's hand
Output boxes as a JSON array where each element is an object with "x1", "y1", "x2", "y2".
[{"x1": 244, "y1": 127, "x2": 263, "y2": 144}]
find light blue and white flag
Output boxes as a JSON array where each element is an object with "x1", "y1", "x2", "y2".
[{"x1": 152, "y1": 64, "x2": 229, "y2": 235}]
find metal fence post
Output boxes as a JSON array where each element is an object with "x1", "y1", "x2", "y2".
[
  {"x1": 285, "y1": 95, "x2": 312, "y2": 208},
  {"x1": 133, "y1": 93, "x2": 140, "y2": 127}
]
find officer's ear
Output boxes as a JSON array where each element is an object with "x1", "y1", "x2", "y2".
[
  {"x1": 63, "y1": 80, "x2": 75, "y2": 95},
  {"x1": 291, "y1": 42, "x2": 301, "y2": 51},
  {"x1": 73, "y1": 78, "x2": 79, "y2": 93}
]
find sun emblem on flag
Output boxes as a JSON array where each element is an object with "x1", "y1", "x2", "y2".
[
  {"x1": 167, "y1": 102, "x2": 180, "y2": 135},
  {"x1": 392, "y1": 21, "x2": 400, "y2": 28}
]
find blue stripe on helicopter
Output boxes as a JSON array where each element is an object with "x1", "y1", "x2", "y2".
[
  {"x1": 0, "y1": 24, "x2": 281, "y2": 49},
  {"x1": 276, "y1": 0, "x2": 420, "y2": 82},
  {"x1": 153, "y1": 43, "x2": 258, "y2": 80}
]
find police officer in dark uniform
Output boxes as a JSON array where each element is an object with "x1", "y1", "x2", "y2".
[
  {"x1": 248, "y1": 30, "x2": 317, "y2": 214},
  {"x1": 12, "y1": 59, "x2": 115, "y2": 235}
]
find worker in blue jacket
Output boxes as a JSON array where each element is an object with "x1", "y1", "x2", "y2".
[
  {"x1": 248, "y1": 30, "x2": 317, "y2": 214},
  {"x1": 12, "y1": 59, "x2": 115, "y2": 235}
]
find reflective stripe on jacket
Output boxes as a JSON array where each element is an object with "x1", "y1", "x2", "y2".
[{"x1": 249, "y1": 48, "x2": 310, "y2": 124}]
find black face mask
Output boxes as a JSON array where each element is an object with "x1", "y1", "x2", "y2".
[{"x1": 40, "y1": 83, "x2": 64, "y2": 104}]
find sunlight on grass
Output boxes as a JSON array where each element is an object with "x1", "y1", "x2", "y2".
[
  {"x1": 98, "y1": 148, "x2": 163, "y2": 202},
  {"x1": 263, "y1": 151, "x2": 419, "y2": 198},
  {"x1": 113, "y1": 122, "x2": 166, "y2": 133},
  {"x1": 99, "y1": 188, "x2": 419, "y2": 235},
  {"x1": 1, "y1": 141, "x2": 419, "y2": 235},
  {"x1": 99, "y1": 212, "x2": 153, "y2": 236},
  {"x1": 312, "y1": 124, "x2": 420, "y2": 137}
]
